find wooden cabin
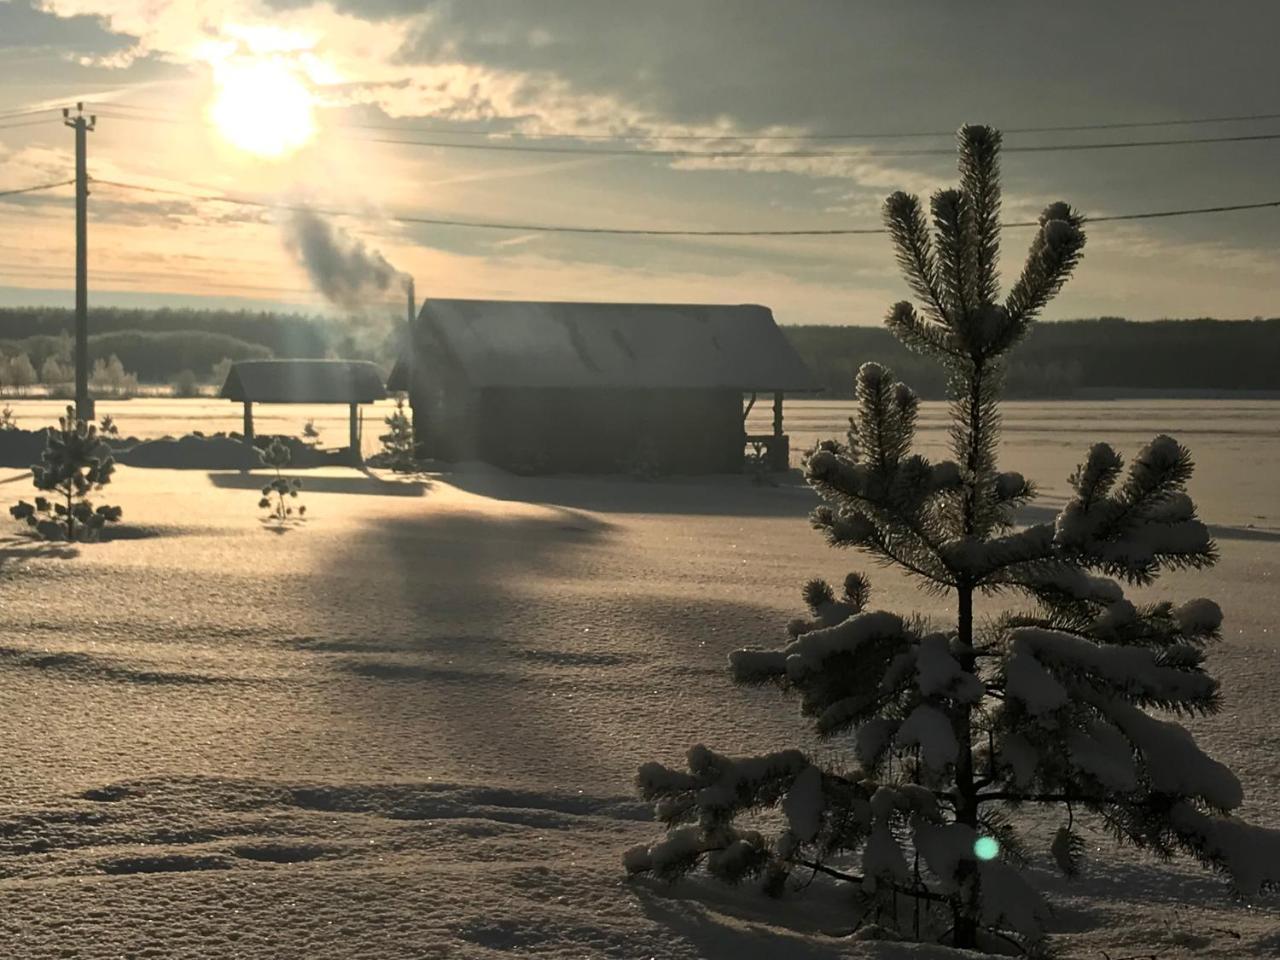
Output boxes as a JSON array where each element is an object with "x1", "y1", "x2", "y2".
[
  {"x1": 387, "y1": 299, "x2": 819, "y2": 474},
  {"x1": 220, "y1": 359, "x2": 386, "y2": 463}
]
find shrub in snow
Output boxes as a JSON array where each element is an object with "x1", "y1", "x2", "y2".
[
  {"x1": 377, "y1": 396, "x2": 416, "y2": 472},
  {"x1": 626, "y1": 126, "x2": 1280, "y2": 955},
  {"x1": 302, "y1": 418, "x2": 321, "y2": 446},
  {"x1": 172, "y1": 368, "x2": 201, "y2": 398},
  {"x1": 257, "y1": 437, "x2": 306, "y2": 527},
  {"x1": 0, "y1": 405, "x2": 16, "y2": 430},
  {"x1": 10, "y1": 405, "x2": 121, "y2": 541}
]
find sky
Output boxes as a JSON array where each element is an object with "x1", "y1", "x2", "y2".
[{"x1": 0, "y1": 0, "x2": 1278, "y2": 324}]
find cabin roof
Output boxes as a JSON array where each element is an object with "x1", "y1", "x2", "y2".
[
  {"x1": 220, "y1": 359, "x2": 387, "y2": 404},
  {"x1": 389, "y1": 298, "x2": 821, "y2": 392}
]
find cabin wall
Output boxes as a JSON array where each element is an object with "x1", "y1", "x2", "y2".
[{"x1": 469, "y1": 388, "x2": 744, "y2": 474}]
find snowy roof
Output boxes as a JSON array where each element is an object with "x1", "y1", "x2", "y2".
[
  {"x1": 220, "y1": 360, "x2": 386, "y2": 404},
  {"x1": 395, "y1": 298, "x2": 821, "y2": 392}
]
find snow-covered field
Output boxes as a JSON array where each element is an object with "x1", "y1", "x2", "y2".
[{"x1": 0, "y1": 399, "x2": 1276, "y2": 958}]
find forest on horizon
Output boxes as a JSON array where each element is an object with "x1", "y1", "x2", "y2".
[{"x1": 0, "y1": 306, "x2": 1275, "y2": 398}]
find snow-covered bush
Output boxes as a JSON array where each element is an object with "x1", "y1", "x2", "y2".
[
  {"x1": 378, "y1": 396, "x2": 416, "y2": 472},
  {"x1": 10, "y1": 405, "x2": 122, "y2": 541},
  {"x1": 257, "y1": 437, "x2": 306, "y2": 527},
  {"x1": 625, "y1": 125, "x2": 1280, "y2": 954}
]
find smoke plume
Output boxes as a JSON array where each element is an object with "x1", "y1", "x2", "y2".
[{"x1": 284, "y1": 207, "x2": 407, "y2": 312}]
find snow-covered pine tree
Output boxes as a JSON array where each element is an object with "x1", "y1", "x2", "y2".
[{"x1": 624, "y1": 125, "x2": 1280, "y2": 954}]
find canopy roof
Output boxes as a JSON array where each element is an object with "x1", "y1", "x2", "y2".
[
  {"x1": 220, "y1": 360, "x2": 386, "y2": 404},
  {"x1": 392, "y1": 298, "x2": 820, "y2": 392}
]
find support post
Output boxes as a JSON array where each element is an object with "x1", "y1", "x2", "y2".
[
  {"x1": 770, "y1": 391, "x2": 788, "y2": 471},
  {"x1": 349, "y1": 402, "x2": 360, "y2": 462},
  {"x1": 63, "y1": 103, "x2": 96, "y2": 422},
  {"x1": 242, "y1": 401, "x2": 253, "y2": 442}
]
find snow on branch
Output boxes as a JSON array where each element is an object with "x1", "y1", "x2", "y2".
[
  {"x1": 1170, "y1": 803, "x2": 1280, "y2": 895},
  {"x1": 1055, "y1": 436, "x2": 1217, "y2": 584},
  {"x1": 1009, "y1": 627, "x2": 1220, "y2": 714}
]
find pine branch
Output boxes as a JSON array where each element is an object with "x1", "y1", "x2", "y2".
[
  {"x1": 932, "y1": 188, "x2": 970, "y2": 322},
  {"x1": 885, "y1": 301, "x2": 964, "y2": 358},
  {"x1": 791, "y1": 858, "x2": 951, "y2": 904},
  {"x1": 957, "y1": 125, "x2": 1003, "y2": 308},
  {"x1": 1004, "y1": 202, "x2": 1086, "y2": 332},
  {"x1": 978, "y1": 791, "x2": 1115, "y2": 805},
  {"x1": 884, "y1": 192, "x2": 950, "y2": 325}
]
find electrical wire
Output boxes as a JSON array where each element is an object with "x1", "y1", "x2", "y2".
[
  {"x1": 0, "y1": 106, "x2": 58, "y2": 121},
  {"x1": 0, "y1": 179, "x2": 76, "y2": 198},
  {"x1": 89, "y1": 101, "x2": 1280, "y2": 142},
  {"x1": 0, "y1": 117, "x2": 60, "y2": 132},
  {"x1": 89, "y1": 177, "x2": 1280, "y2": 237},
  {"x1": 89, "y1": 106, "x2": 1280, "y2": 158}
]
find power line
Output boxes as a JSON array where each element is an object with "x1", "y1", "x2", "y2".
[
  {"x1": 0, "y1": 116, "x2": 59, "y2": 132},
  {"x1": 359, "y1": 129, "x2": 1280, "y2": 158},
  {"x1": 0, "y1": 179, "x2": 76, "y2": 198},
  {"x1": 89, "y1": 105, "x2": 1280, "y2": 158},
  {"x1": 0, "y1": 106, "x2": 57, "y2": 121},
  {"x1": 90, "y1": 177, "x2": 1280, "y2": 237},
  {"x1": 90, "y1": 100, "x2": 1280, "y2": 142}
]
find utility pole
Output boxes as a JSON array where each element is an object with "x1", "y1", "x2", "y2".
[{"x1": 63, "y1": 103, "x2": 95, "y2": 422}]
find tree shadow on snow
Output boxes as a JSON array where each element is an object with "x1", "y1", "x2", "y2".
[
  {"x1": 634, "y1": 886, "x2": 852, "y2": 959},
  {"x1": 0, "y1": 536, "x2": 80, "y2": 565},
  {"x1": 443, "y1": 467, "x2": 817, "y2": 518},
  {"x1": 301, "y1": 504, "x2": 799, "y2": 789}
]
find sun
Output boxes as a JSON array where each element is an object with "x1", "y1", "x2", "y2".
[{"x1": 209, "y1": 57, "x2": 316, "y2": 158}]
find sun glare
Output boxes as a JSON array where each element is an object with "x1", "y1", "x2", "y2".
[{"x1": 209, "y1": 57, "x2": 316, "y2": 158}]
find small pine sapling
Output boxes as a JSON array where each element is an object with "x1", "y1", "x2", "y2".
[
  {"x1": 302, "y1": 419, "x2": 321, "y2": 446},
  {"x1": 625, "y1": 126, "x2": 1280, "y2": 954},
  {"x1": 257, "y1": 437, "x2": 306, "y2": 527},
  {"x1": 99, "y1": 414, "x2": 119, "y2": 438},
  {"x1": 0, "y1": 405, "x2": 16, "y2": 430},
  {"x1": 378, "y1": 396, "x2": 416, "y2": 472},
  {"x1": 10, "y1": 405, "x2": 122, "y2": 540}
]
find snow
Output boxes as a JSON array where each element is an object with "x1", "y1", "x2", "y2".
[
  {"x1": 978, "y1": 861, "x2": 1051, "y2": 939},
  {"x1": 1010, "y1": 627, "x2": 1217, "y2": 705},
  {"x1": 1, "y1": 397, "x2": 1278, "y2": 958},
  {"x1": 998, "y1": 733, "x2": 1040, "y2": 788},
  {"x1": 782, "y1": 765, "x2": 824, "y2": 841},
  {"x1": 782, "y1": 611, "x2": 906, "y2": 681},
  {"x1": 1066, "y1": 720, "x2": 1139, "y2": 791},
  {"x1": 914, "y1": 633, "x2": 983, "y2": 702},
  {"x1": 1175, "y1": 597, "x2": 1224, "y2": 637},
  {"x1": 1169, "y1": 803, "x2": 1280, "y2": 895},
  {"x1": 1004, "y1": 645, "x2": 1070, "y2": 715},
  {"x1": 856, "y1": 718, "x2": 899, "y2": 768},
  {"x1": 913, "y1": 822, "x2": 975, "y2": 891},
  {"x1": 1101, "y1": 700, "x2": 1244, "y2": 811},
  {"x1": 895, "y1": 705, "x2": 959, "y2": 772},
  {"x1": 863, "y1": 820, "x2": 912, "y2": 886}
]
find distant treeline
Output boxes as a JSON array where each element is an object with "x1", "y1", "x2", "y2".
[
  {"x1": 0, "y1": 306, "x2": 400, "y2": 384},
  {"x1": 0, "y1": 307, "x2": 1275, "y2": 395},
  {"x1": 782, "y1": 317, "x2": 1280, "y2": 398}
]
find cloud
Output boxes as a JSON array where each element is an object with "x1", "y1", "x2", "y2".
[{"x1": 0, "y1": 0, "x2": 135, "y2": 54}]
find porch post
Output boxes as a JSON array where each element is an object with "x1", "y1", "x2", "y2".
[
  {"x1": 771, "y1": 391, "x2": 788, "y2": 472},
  {"x1": 349, "y1": 402, "x2": 361, "y2": 461},
  {"x1": 242, "y1": 401, "x2": 254, "y2": 442}
]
